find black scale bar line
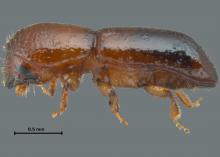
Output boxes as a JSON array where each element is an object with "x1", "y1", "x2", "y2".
[{"x1": 14, "y1": 131, "x2": 63, "y2": 135}]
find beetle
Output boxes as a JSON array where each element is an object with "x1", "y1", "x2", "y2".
[{"x1": 2, "y1": 23, "x2": 218, "y2": 134}]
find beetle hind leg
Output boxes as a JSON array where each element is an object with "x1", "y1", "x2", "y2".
[
  {"x1": 97, "y1": 81, "x2": 128, "y2": 127},
  {"x1": 176, "y1": 90, "x2": 203, "y2": 109},
  {"x1": 145, "y1": 86, "x2": 190, "y2": 134},
  {"x1": 170, "y1": 96, "x2": 190, "y2": 134}
]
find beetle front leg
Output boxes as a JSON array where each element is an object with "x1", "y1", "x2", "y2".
[
  {"x1": 97, "y1": 81, "x2": 128, "y2": 127},
  {"x1": 15, "y1": 84, "x2": 29, "y2": 96}
]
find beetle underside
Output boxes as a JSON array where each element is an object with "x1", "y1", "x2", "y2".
[{"x1": 14, "y1": 73, "x2": 202, "y2": 134}]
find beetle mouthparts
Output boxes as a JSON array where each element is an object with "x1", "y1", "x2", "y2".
[{"x1": 5, "y1": 77, "x2": 26, "y2": 89}]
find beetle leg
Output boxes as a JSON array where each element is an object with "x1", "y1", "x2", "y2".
[
  {"x1": 37, "y1": 78, "x2": 57, "y2": 96},
  {"x1": 51, "y1": 87, "x2": 68, "y2": 118},
  {"x1": 65, "y1": 73, "x2": 81, "y2": 91},
  {"x1": 176, "y1": 90, "x2": 203, "y2": 108},
  {"x1": 51, "y1": 74, "x2": 81, "y2": 118},
  {"x1": 170, "y1": 96, "x2": 190, "y2": 134},
  {"x1": 15, "y1": 84, "x2": 29, "y2": 96},
  {"x1": 145, "y1": 86, "x2": 190, "y2": 134},
  {"x1": 97, "y1": 81, "x2": 128, "y2": 127},
  {"x1": 145, "y1": 86, "x2": 171, "y2": 97}
]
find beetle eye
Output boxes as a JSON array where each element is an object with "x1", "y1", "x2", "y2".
[{"x1": 16, "y1": 65, "x2": 38, "y2": 82}]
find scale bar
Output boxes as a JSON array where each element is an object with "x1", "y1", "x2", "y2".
[{"x1": 14, "y1": 131, "x2": 63, "y2": 135}]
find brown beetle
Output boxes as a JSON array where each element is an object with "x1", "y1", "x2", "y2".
[{"x1": 2, "y1": 23, "x2": 218, "y2": 134}]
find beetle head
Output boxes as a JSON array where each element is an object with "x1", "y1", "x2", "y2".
[{"x1": 3, "y1": 54, "x2": 40, "y2": 89}]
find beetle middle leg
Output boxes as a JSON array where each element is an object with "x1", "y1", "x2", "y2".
[
  {"x1": 176, "y1": 90, "x2": 203, "y2": 109},
  {"x1": 145, "y1": 86, "x2": 190, "y2": 134},
  {"x1": 96, "y1": 81, "x2": 128, "y2": 127}
]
